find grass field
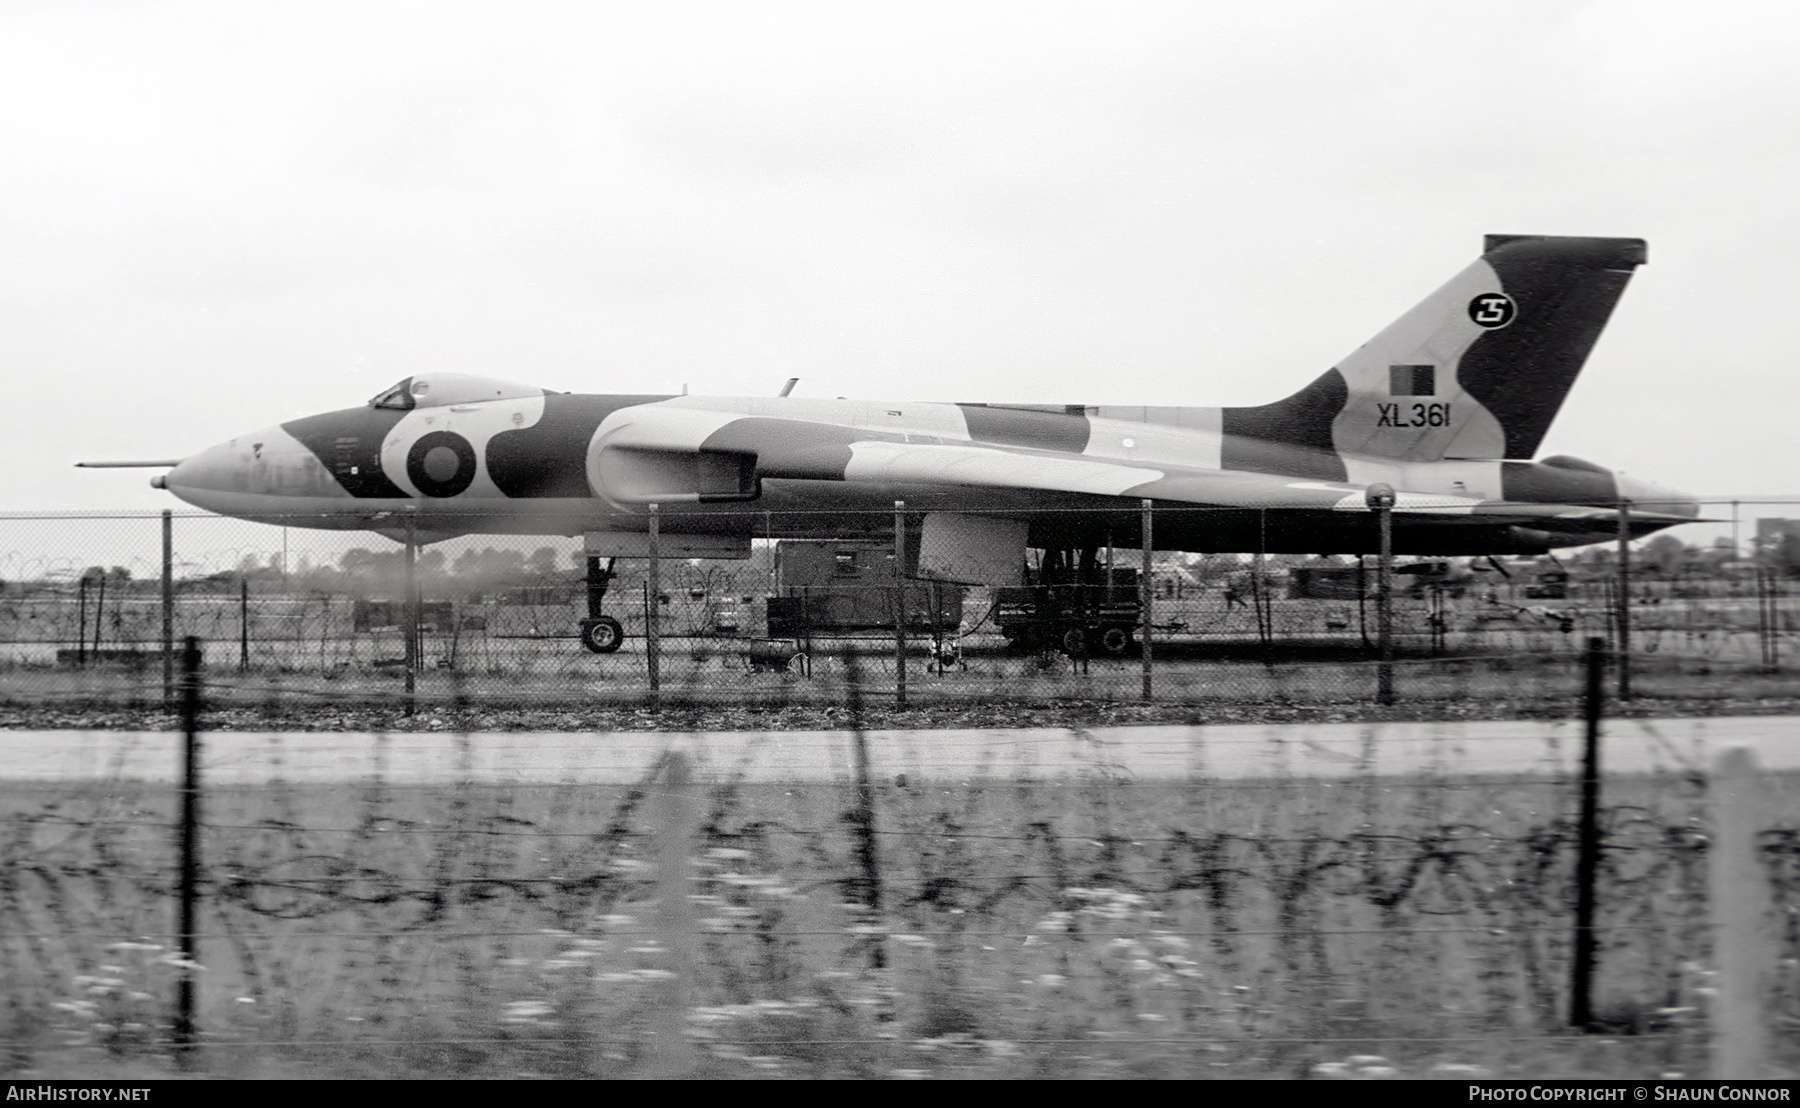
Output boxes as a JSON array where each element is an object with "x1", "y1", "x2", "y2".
[{"x1": 5, "y1": 728, "x2": 1797, "y2": 1079}]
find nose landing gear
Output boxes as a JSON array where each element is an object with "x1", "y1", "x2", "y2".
[
  {"x1": 580, "y1": 615, "x2": 624, "y2": 653},
  {"x1": 579, "y1": 555, "x2": 625, "y2": 654}
]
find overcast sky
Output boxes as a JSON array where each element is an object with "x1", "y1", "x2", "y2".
[{"x1": 5, "y1": 0, "x2": 1796, "y2": 543}]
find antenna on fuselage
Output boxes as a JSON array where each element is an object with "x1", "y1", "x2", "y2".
[{"x1": 779, "y1": 377, "x2": 799, "y2": 397}]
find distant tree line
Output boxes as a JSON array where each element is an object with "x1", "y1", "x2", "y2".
[{"x1": 151, "y1": 546, "x2": 586, "y2": 598}]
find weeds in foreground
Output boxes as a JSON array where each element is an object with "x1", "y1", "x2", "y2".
[{"x1": 0, "y1": 736, "x2": 1786, "y2": 1078}]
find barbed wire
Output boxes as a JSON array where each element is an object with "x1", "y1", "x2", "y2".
[
  {"x1": 9, "y1": 814, "x2": 1720, "y2": 853},
  {"x1": 87, "y1": 1032, "x2": 1692, "y2": 1049},
  {"x1": 0, "y1": 923, "x2": 1693, "y2": 941}
]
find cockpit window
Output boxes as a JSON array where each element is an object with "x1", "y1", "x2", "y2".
[
  {"x1": 377, "y1": 373, "x2": 546, "y2": 409},
  {"x1": 370, "y1": 379, "x2": 416, "y2": 411},
  {"x1": 369, "y1": 374, "x2": 545, "y2": 410}
]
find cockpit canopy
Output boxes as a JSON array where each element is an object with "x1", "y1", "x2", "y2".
[{"x1": 369, "y1": 373, "x2": 547, "y2": 411}]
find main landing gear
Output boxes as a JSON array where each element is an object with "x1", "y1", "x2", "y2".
[{"x1": 579, "y1": 555, "x2": 625, "y2": 654}]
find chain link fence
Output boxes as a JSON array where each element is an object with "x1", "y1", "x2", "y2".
[{"x1": 0, "y1": 508, "x2": 1794, "y2": 715}]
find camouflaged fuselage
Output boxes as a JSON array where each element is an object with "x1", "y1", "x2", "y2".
[{"x1": 156, "y1": 234, "x2": 1698, "y2": 555}]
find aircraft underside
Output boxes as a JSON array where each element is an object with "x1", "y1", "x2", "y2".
[{"x1": 194, "y1": 477, "x2": 1666, "y2": 556}]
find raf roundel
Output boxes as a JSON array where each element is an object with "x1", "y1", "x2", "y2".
[
  {"x1": 1467, "y1": 293, "x2": 1517, "y2": 329},
  {"x1": 406, "y1": 431, "x2": 478, "y2": 497}
]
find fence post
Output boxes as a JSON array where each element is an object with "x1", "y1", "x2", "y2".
[
  {"x1": 1616, "y1": 499, "x2": 1632, "y2": 700},
  {"x1": 174, "y1": 636, "x2": 201, "y2": 1066},
  {"x1": 1256, "y1": 509, "x2": 1276, "y2": 663},
  {"x1": 1141, "y1": 499, "x2": 1153, "y2": 703},
  {"x1": 648, "y1": 750, "x2": 697, "y2": 1077},
  {"x1": 403, "y1": 514, "x2": 417, "y2": 715},
  {"x1": 239, "y1": 577, "x2": 250, "y2": 673},
  {"x1": 647, "y1": 503, "x2": 661, "y2": 708},
  {"x1": 893, "y1": 499, "x2": 906, "y2": 708},
  {"x1": 850, "y1": 725, "x2": 886, "y2": 973},
  {"x1": 1366, "y1": 484, "x2": 1396, "y2": 705},
  {"x1": 1710, "y1": 744, "x2": 1770, "y2": 1078},
  {"x1": 1570, "y1": 636, "x2": 1605, "y2": 1028},
  {"x1": 162, "y1": 509, "x2": 174, "y2": 705}
]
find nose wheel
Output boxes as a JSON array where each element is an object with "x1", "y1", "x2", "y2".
[
  {"x1": 579, "y1": 555, "x2": 625, "y2": 654},
  {"x1": 580, "y1": 615, "x2": 624, "y2": 654}
]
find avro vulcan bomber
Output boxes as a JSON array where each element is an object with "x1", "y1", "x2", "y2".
[{"x1": 88, "y1": 234, "x2": 1696, "y2": 652}]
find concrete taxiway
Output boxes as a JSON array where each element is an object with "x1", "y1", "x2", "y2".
[{"x1": 0, "y1": 716, "x2": 1792, "y2": 784}]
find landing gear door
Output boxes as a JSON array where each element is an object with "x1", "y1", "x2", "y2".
[{"x1": 916, "y1": 513, "x2": 1027, "y2": 587}]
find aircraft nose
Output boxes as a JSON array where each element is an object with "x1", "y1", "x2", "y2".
[
  {"x1": 161, "y1": 425, "x2": 350, "y2": 513},
  {"x1": 163, "y1": 439, "x2": 248, "y2": 497}
]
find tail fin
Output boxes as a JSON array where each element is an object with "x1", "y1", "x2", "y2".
[{"x1": 1223, "y1": 234, "x2": 1646, "y2": 469}]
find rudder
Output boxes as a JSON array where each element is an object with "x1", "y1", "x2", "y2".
[{"x1": 1224, "y1": 234, "x2": 1646, "y2": 469}]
